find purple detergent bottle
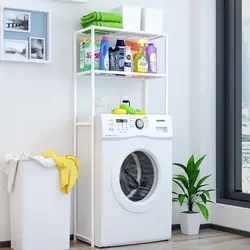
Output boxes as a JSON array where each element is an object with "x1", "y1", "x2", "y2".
[{"x1": 146, "y1": 43, "x2": 157, "y2": 73}]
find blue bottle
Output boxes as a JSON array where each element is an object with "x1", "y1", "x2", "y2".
[{"x1": 100, "y1": 36, "x2": 110, "y2": 70}]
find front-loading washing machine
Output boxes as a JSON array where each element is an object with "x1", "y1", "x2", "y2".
[{"x1": 93, "y1": 114, "x2": 173, "y2": 247}]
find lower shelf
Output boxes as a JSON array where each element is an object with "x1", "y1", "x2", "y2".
[{"x1": 76, "y1": 70, "x2": 166, "y2": 80}]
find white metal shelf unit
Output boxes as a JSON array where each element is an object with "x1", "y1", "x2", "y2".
[{"x1": 73, "y1": 25, "x2": 168, "y2": 248}]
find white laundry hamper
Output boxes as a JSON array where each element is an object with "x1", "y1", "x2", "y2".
[{"x1": 9, "y1": 160, "x2": 71, "y2": 250}]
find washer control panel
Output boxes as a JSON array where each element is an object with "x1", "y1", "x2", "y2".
[{"x1": 96, "y1": 114, "x2": 172, "y2": 139}]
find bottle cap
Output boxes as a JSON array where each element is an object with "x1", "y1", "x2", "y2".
[
  {"x1": 138, "y1": 39, "x2": 147, "y2": 46},
  {"x1": 102, "y1": 36, "x2": 109, "y2": 40},
  {"x1": 116, "y1": 40, "x2": 125, "y2": 47}
]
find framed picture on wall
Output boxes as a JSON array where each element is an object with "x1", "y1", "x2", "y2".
[
  {"x1": 3, "y1": 39, "x2": 28, "y2": 60},
  {"x1": 4, "y1": 10, "x2": 31, "y2": 33},
  {"x1": 29, "y1": 37, "x2": 46, "y2": 61}
]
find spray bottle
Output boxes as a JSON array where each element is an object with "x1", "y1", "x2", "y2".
[{"x1": 134, "y1": 40, "x2": 148, "y2": 73}]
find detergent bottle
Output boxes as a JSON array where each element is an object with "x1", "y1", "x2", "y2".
[
  {"x1": 146, "y1": 43, "x2": 157, "y2": 73},
  {"x1": 100, "y1": 36, "x2": 110, "y2": 70},
  {"x1": 115, "y1": 40, "x2": 125, "y2": 71},
  {"x1": 134, "y1": 40, "x2": 148, "y2": 73}
]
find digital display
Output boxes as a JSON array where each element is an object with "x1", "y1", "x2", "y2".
[{"x1": 116, "y1": 119, "x2": 128, "y2": 123}]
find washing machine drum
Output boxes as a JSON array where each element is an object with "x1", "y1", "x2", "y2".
[{"x1": 119, "y1": 151, "x2": 155, "y2": 202}]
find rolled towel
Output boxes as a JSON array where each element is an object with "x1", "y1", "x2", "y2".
[{"x1": 81, "y1": 12, "x2": 122, "y2": 25}]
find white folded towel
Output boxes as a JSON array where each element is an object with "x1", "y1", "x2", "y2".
[{"x1": 5, "y1": 153, "x2": 56, "y2": 194}]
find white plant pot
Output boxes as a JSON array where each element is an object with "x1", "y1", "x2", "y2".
[{"x1": 180, "y1": 212, "x2": 200, "y2": 235}]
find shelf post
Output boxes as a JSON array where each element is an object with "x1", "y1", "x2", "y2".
[
  {"x1": 73, "y1": 31, "x2": 77, "y2": 242},
  {"x1": 143, "y1": 79, "x2": 148, "y2": 111},
  {"x1": 165, "y1": 35, "x2": 169, "y2": 115},
  {"x1": 90, "y1": 25, "x2": 95, "y2": 248}
]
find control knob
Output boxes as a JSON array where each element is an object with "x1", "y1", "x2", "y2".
[{"x1": 135, "y1": 119, "x2": 144, "y2": 130}]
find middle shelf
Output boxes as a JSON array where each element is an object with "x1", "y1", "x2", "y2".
[{"x1": 76, "y1": 70, "x2": 166, "y2": 80}]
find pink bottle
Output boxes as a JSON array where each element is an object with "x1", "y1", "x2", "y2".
[{"x1": 146, "y1": 43, "x2": 157, "y2": 73}]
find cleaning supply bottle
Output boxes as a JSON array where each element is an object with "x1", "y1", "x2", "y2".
[
  {"x1": 100, "y1": 36, "x2": 110, "y2": 70},
  {"x1": 134, "y1": 40, "x2": 148, "y2": 73},
  {"x1": 124, "y1": 46, "x2": 132, "y2": 72},
  {"x1": 109, "y1": 47, "x2": 119, "y2": 71},
  {"x1": 116, "y1": 40, "x2": 125, "y2": 71},
  {"x1": 146, "y1": 43, "x2": 157, "y2": 73}
]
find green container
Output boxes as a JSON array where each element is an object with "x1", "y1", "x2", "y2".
[{"x1": 80, "y1": 38, "x2": 101, "y2": 72}]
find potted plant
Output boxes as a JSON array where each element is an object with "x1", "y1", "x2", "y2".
[{"x1": 172, "y1": 155, "x2": 214, "y2": 235}]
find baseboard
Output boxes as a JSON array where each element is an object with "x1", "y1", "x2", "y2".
[
  {"x1": 210, "y1": 224, "x2": 250, "y2": 237},
  {"x1": 1, "y1": 226, "x2": 250, "y2": 248},
  {"x1": 172, "y1": 223, "x2": 250, "y2": 237},
  {"x1": 0, "y1": 235, "x2": 74, "y2": 248},
  {"x1": 172, "y1": 223, "x2": 212, "y2": 230},
  {"x1": 0, "y1": 241, "x2": 10, "y2": 248}
]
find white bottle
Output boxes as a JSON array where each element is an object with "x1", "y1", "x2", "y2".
[{"x1": 124, "y1": 46, "x2": 132, "y2": 73}]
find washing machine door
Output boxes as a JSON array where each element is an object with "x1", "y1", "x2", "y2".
[{"x1": 111, "y1": 144, "x2": 165, "y2": 214}]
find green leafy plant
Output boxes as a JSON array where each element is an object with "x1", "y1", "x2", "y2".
[{"x1": 172, "y1": 155, "x2": 214, "y2": 221}]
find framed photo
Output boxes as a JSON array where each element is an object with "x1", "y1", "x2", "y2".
[
  {"x1": 4, "y1": 10, "x2": 31, "y2": 33},
  {"x1": 3, "y1": 39, "x2": 28, "y2": 60},
  {"x1": 29, "y1": 37, "x2": 46, "y2": 61}
]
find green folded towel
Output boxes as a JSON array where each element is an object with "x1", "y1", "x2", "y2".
[
  {"x1": 81, "y1": 21, "x2": 123, "y2": 29},
  {"x1": 81, "y1": 12, "x2": 122, "y2": 25}
]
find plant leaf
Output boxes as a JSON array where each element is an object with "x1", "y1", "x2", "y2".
[
  {"x1": 173, "y1": 163, "x2": 188, "y2": 174},
  {"x1": 172, "y1": 191, "x2": 179, "y2": 196},
  {"x1": 195, "y1": 189, "x2": 215, "y2": 196},
  {"x1": 197, "y1": 203, "x2": 209, "y2": 221},
  {"x1": 178, "y1": 194, "x2": 186, "y2": 206},
  {"x1": 206, "y1": 200, "x2": 215, "y2": 204},
  {"x1": 172, "y1": 198, "x2": 179, "y2": 202},
  {"x1": 195, "y1": 154, "x2": 206, "y2": 169},
  {"x1": 195, "y1": 184, "x2": 209, "y2": 192},
  {"x1": 186, "y1": 155, "x2": 200, "y2": 187},
  {"x1": 196, "y1": 175, "x2": 211, "y2": 190},
  {"x1": 174, "y1": 175, "x2": 189, "y2": 190},
  {"x1": 189, "y1": 166, "x2": 200, "y2": 187},
  {"x1": 188, "y1": 154, "x2": 195, "y2": 165},
  {"x1": 204, "y1": 190, "x2": 212, "y2": 199},
  {"x1": 173, "y1": 179, "x2": 186, "y2": 193},
  {"x1": 201, "y1": 194, "x2": 207, "y2": 204}
]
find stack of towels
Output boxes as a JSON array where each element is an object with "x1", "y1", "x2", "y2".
[{"x1": 81, "y1": 12, "x2": 123, "y2": 29}]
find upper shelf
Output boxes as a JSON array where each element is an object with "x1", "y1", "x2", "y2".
[
  {"x1": 76, "y1": 70, "x2": 166, "y2": 80},
  {"x1": 75, "y1": 25, "x2": 167, "y2": 41}
]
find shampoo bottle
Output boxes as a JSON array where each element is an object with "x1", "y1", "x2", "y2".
[
  {"x1": 100, "y1": 36, "x2": 110, "y2": 70},
  {"x1": 124, "y1": 46, "x2": 132, "y2": 72},
  {"x1": 116, "y1": 40, "x2": 125, "y2": 71}
]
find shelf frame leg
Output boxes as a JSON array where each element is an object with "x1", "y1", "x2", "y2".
[
  {"x1": 90, "y1": 26, "x2": 96, "y2": 248},
  {"x1": 144, "y1": 79, "x2": 148, "y2": 112},
  {"x1": 73, "y1": 31, "x2": 77, "y2": 242},
  {"x1": 165, "y1": 35, "x2": 169, "y2": 115}
]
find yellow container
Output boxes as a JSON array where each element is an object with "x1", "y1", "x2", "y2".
[{"x1": 134, "y1": 40, "x2": 148, "y2": 73}]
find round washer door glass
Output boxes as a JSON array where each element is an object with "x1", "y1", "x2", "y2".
[{"x1": 119, "y1": 151, "x2": 156, "y2": 202}]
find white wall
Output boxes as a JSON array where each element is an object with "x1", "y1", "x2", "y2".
[
  {"x1": 0, "y1": 0, "x2": 193, "y2": 241},
  {"x1": 0, "y1": 0, "x2": 83, "y2": 241}
]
